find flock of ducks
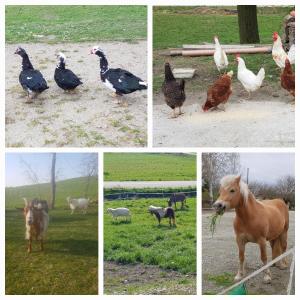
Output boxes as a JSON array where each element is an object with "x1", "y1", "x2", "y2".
[{"x1": 14, "y1": 46, "x2": 147, "y2": 104}]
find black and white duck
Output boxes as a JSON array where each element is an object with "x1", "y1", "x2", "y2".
[
  {"x1": 54, "y1": 52, "x2": 83, "y2": 92},
  {"x1": 90, "y1": 46, "x2": 147, "y2": 104},
  {"x1": 14, "y1": 47, "x2": 49, "y2": 103}
]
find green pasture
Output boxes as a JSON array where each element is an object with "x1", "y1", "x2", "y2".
[
  {"x1": 5, "y1": 177, "x2": 98, "y2": 295},
  {"x1": 104, "y1": 197, "x2": 196, "y2": 274},
  {"x1": 104, "y1": 153, "x2": 197, "y2": 181},
  {"x1": 6, "y1": 5, "x2": 147, "y2": 43}
]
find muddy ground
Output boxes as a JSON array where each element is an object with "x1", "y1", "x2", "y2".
[
  {"x1": 5, "y1": 42, "x2": 147, "y2": 147},
  {"x1": 202, "y1": 210, "x2": 295, "y2": 295},
  {"x1": 104, "y1": 261, "x2": 196, "y2": 295},
  {"x1": 153, "y1": 86, "x2": 294, "y2": 147}
]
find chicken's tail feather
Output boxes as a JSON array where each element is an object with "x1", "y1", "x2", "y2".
[{"x1": 256, "y1": 67, "x2": 265, "y2": 87}]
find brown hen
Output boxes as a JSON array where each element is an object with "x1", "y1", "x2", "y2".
[
  {"x1": 162, "y1": 63, "x2": 186, "y2": 118},
  {"x1": 281, "y1": 58, "x2": 295, "y2": 98},
  {"x1": 202, "y1": 71, "x2": 233, "y2": 112}
]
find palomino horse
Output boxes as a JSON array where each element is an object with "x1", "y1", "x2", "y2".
[
  {"x1": 213, "y1": 175, "x2": 289, "y2": 284},
  {"x1": 23, "y1": 198, "x2": 49, "y2": 253}
]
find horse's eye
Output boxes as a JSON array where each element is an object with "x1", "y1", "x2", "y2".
[{"x1": 230, "y1": 189, "x2": 235, "y2": 193}]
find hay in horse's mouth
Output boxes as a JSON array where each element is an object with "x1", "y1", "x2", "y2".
[{"x1": 210, "y1": 210, "x2": 224, "y2": 237}]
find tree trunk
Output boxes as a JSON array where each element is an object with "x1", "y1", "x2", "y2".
[
  {"x1": 238, "y1": 5, "x2": 260, "y2": 44},
  {"x1": 51, "y1": 153, "x2": 56, "y2": 209},
  {"x1": 85, "y1": 176, "x2": 91, "y2": 198},
  {"x1": 209, "y1": 181, "x2": 214, "y2": 204}
]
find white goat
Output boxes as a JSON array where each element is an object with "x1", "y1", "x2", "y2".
[
  {"x1": 148, "y1": 205, "x2": 176, "y2": 226},
  {"x1": 148, "y1": 205, "x2": 165, "y2": 218},
  {"x1": 67, "y1": 197, "x2": 89, "y2": 214},
  {"x1": 107, "y1": 208, "x2": 131, "y2": 221}
]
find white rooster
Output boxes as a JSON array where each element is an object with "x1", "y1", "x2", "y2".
[
  {"x1": 214, "y1": 36, "x2": 228, "y2": 73},
  {"x1": 272, "y1": 32, "x2": 295, "y2": 68},
  {"x1": 236, "y1": 54, "x2": 265, "y2": 98}
]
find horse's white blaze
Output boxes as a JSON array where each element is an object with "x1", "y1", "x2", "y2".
[{"x1": 220, "y1": 174, "x2": 249, "y2": 202}]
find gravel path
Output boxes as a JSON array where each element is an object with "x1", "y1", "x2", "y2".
[
  {"x1": 104, "y1": 180, "x2": 196, "y2": 188},
  {"x1": 202, "y1": 210, "x2": 295, "y2": 295},
  {"x1": 153, "y1": 88, "x2": 294, "y2": 147},
  {"x1": 6, "y1": 42, "x2": 147, "y2": 147}
]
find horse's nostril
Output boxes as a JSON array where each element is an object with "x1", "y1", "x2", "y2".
[{"x1": 213, "y1": 202, "x2": 224, "y2": 210}]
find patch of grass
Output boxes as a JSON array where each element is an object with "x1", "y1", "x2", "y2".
[
  {"x1": 44, "y1": 139, "x2": 56, "y2": 145},
  {"x1": 104, "y1": 153, "x2": 196, "y2": 181},
  {"x1": 6, "y1": 5, "x2": 147, "y2": 43},
  {"x1": 104, "y1": 197, "x2": 196, "y2": 274},
  {"x1": 5, "y1": 177, "x2": 98, "y2": 294},
  {"x1": 207, "y1": 272, "x2": 234, "y2": 287},
  {"x1": 153, "y1": 6, "x2": 292, "y2": 92},
  {"x1": 6, "y1": 207, "x2": 98, "y2": 295},
  {"x1": 110, "y1": 119, "x2": 122, "y2": 127},
  {"x1": 7, "y1": 142, "x2": 25, "y2": 147}
]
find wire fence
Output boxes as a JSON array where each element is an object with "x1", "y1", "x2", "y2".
[
  {"x1": 218, "y1": 247, "x2": 295, "y2": 295},
  {"x1": 104, "y1": 190, "x2": 197, "y2": 201}
]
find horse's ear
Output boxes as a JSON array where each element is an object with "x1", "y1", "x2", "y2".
[{"x1": 235, "y1": 175, "x2": 241, "y2": 183}]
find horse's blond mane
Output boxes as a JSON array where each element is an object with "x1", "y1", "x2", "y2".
[{"x1": 220, "y1": 175, "x2": 249, "y2": 202}]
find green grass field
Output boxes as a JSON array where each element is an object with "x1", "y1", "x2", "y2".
[
  {"x1": 104, "y1": 153, "x2": 196, "y2": 181},
  {"x1": 6, "y1": 5, "x2": 147, "y2": 43},
  {"x1": 153, "y1": 6, "x2": 293, "y2": 92},
  {"x1": 6, "y1": 176, "x2": 98, "y2": 209},
  {"x1": 104, "y1": 197, "x2": 196, "y2": 274},
  {"x1": 5, "y1": 177, "x2": 98, "y2": 295}
]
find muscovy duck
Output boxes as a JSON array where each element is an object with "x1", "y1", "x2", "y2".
[
  {"x1": 54, "y1": 52, "x2": 83, "y2": 91},
  {"x1": 162, "y1": 63, "x2": 186, "y2": 118},
  {"x1": 14, "y1": 47, "x2": 49, "y2": 103},
  {"x1": 90, "y1": 46, "x2": 147, "y2": 101}
]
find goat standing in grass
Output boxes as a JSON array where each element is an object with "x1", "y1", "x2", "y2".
[
  {"x1": 67, "y1": 197, "x2": 89, "y2": 214},
  {"x1": 107, "y1": 208, "x2": 131, "y2": 222},
  {"x1": 148, "y1": 205, "x2": 176, "y2": 227},
  {"x1": 23, "y1": 198, "x2": 49, "y2": 253}
]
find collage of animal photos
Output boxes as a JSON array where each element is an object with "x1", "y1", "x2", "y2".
[{"x1": 3, "y1": 2, "x2": 297, "y2": 299}]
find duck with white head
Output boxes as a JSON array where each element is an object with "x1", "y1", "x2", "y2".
[{"x1": 90, "y1": 46, "x2": 147, "y2": 105}]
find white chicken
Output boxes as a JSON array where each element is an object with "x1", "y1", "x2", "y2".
[
  {"x1": 272, "y1": 32, "x2": 295, "y2": 68},
  {"x1": 236, "y1": 54, "x2": 265, "y2": 97},
  {"x1": 213, "y1": 36, "x2": 228, "y2": 73}
]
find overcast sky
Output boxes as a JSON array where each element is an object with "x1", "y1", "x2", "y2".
[
  {"x1": 5, "y1": 153, "x2": 98, "y2": 187},
  {"x1": 240, "y1": 153, "x2": 294, "y2": 184}
]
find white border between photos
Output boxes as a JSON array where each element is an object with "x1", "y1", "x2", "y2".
[{"x1": 1, "y1": 0, "x2": 298, "y2": 299}]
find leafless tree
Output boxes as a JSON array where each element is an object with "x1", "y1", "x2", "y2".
[
  {"x1": 20, "y1": 156, "x2": 42, "y2": 198},
  {"x1": 202, "y1": 153, "x2": 241, "y2": 202},
  {"x1": 80, "y1": 154, "x2": 98, "y2": 198},
  {"x1": 276, "y1": 175, "x2": 295, "y2": 209}
]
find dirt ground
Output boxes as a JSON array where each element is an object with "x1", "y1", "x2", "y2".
[
  {"x1": 153, "y1": 86, "x2": 294, "y2": 147},
  {"x1": 5, "y1": 42, "x2": 147, "y2": 147},
  {"x1": 202, "y1": 210, "x2": 295, "y2": 295},
  {"x1": 104, "y1": 261, "x2": 196, "y2": 295}
]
